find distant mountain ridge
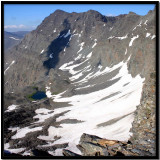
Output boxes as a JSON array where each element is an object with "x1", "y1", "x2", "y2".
[{"x1": 4, "y1": 31, "x2": 29, "y2": 52}]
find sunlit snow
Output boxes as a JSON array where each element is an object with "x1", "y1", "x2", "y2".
[
  {"x1": 146, "y1": 33, "x2": 151, "y2": 37},
  {"x1": 5, "y1": 104, "x2": 19, "y2": 112},
  {"x1": 144, "y1": 20, "x2": 148, "y2": 25},
  {"x1": 151, "y1": 35, "x2": 156, "y2": 39},
  {"x1": 12, "y1": 126, "x2": 43, "y2": 139},
  {"x1": 37, "y1": 59, "x2": 145, "y2": 155},
  {"x1": 4, "y1": 61, "x2": 15, "y2": 75},
  {"x1": 4, "y1": 143, "x2": 25, "y2": 154},
  {"x1": 40, "y1": 49, "x2": 44, "y2": 54},
  {"x1": 77, "y1": 42, "x2": 85, "y2": 53},
  {"x1": 92, "y1": 39, "x2": 97, "y2": 48},
  {"x1": 9, "y1": 37, "x2": 20, "y2": 40},
  {"x1": 129, "y1": 35, "x2": 139, "y2": 47}
]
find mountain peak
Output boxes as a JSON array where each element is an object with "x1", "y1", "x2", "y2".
[
  {"x1": 128, "y1": 11, "x2": 137, "y2": 15},
  {"x1": 54, "y1": 9, "x2": 68, "y2": 14}
]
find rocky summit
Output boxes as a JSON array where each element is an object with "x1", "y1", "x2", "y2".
[{"x1": 3, "y1": 8, "x2": 156, "y2": 157}]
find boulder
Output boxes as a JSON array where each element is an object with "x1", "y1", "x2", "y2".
[{"x1": 62, "y1": 149, "x2": 81, "y2": 156}]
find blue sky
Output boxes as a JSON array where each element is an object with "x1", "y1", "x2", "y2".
[{"x1": 4, "y1": 4, "x2": 155, "y2": 32}]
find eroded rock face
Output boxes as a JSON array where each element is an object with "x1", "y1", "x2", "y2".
[{"x1": 3, "y1": 8, "x2": 156, "y2": 157}]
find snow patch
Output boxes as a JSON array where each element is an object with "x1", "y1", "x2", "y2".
[
  {"x1": 116, "y1": 34, "x2": 128, "y2": 40},
  {"x1": 12, "y1": 126, "x2": 43, "y2": 139},
  {"x1": 34, "y1": 108, "x2": 55, "y2": 123},
  {"x1": 49, "y1": 53, "x2": 54, "y2": 58},
  {"x1": 64, "y1": 30, "x2": 71, "y2": 38},
  {"x1": 146, "y1": 33, "x2": 151, "y2": 37},
  {"x1": 144, "y1": 20, "x2": 148, "y2": 25},
  {"x1": 40, "y1": 49, "x2": 44, "y2": 54},
  {"x1": 4, "y1": 143, "x2": 25, "y2": 154},
  {"x1": 5, "y1": 104, "x2": 19, "y2": 112},
  {"x1": 108, "y1": 36, "x2": 115, "y2": 39},
  {"x1": 86, "y1": 52, "x2": 92, "y2": 58},
  {"x1": 77, "y1": 42, "x2": 85, "y2": 53},
  {"x1": 9, "y1": 37, "x2": 20, "y2": 40},
  {"x1": 151, "y1": 35, "x2": 156, "y2": 40},
  {"x1": 109, "y1": 27, "x2": 113, "y2": 31},
  {"x1": 92, "y1": 39, "x2": 97, "y2": 48},
  {"x1": 129, "y1": 35, "x2": 139, "y2": 47}
]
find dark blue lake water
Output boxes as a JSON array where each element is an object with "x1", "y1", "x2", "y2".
[{"x1": 31, "y1": 91, "x2": 47, "y2": 100}]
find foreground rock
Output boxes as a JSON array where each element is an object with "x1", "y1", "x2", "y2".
[{"x1": 64, "y1": 133, "x2": 156, "y2": 156}]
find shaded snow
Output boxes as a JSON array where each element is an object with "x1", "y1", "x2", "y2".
[
  {"x1": 109, "y1": 27, "x2": 113, "y2": 31},
  {"x1": 50, "y1": 53, "x2": 54, "y2": 58},
  {"x1": 64, "y1": 30, "x2": 71, "y2": 38}
]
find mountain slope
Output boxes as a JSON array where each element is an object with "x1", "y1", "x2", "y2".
[
  {"x1": 4, "y1": 31, "x2": 29, "y2": 52},
  {"x1": 3, "y1": 9, "x2": 156, "y2": 157}
]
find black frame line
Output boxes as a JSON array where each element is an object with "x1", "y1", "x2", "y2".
[{"x1": 1, "y1": 1, "x2": 159, "y2": 159}]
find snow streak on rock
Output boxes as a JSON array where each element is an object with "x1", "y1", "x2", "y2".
[
  {"x1": 92, "y1": 39, "x2": 97, "y2": 48},
  {"x1": 40, "y1": 49, "x2": 44, "y2": 54},
  {"x1": 129, "y1": 35, "x2": 139, "y2": 47},
  {"x1": 9, "y1": 37, "x2": 20, "y2": 40},
  {"x1": 146, "y1": 33, "x2": 151, "y2": 37},
  {"x1": 4, "y1": 61, "x2": 15, "y2": 75},
  {"x1": 77, "y1": 42, "x2": 85, "y2": 53},
  {"x1": 64, "y1": 30, "x2": 71, "y2": 38}
]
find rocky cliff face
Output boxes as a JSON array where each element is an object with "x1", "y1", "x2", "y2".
[{"x1": 3, "y1": 8, "x2": 156, "y2": 157}]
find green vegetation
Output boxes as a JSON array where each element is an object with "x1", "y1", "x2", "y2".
[
  {"x1": 52, "y1": 91, "x2": 61, "y2": 95},
  {"x1": 26, "y1": 91, "x2": 37, "y2": 101}
]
